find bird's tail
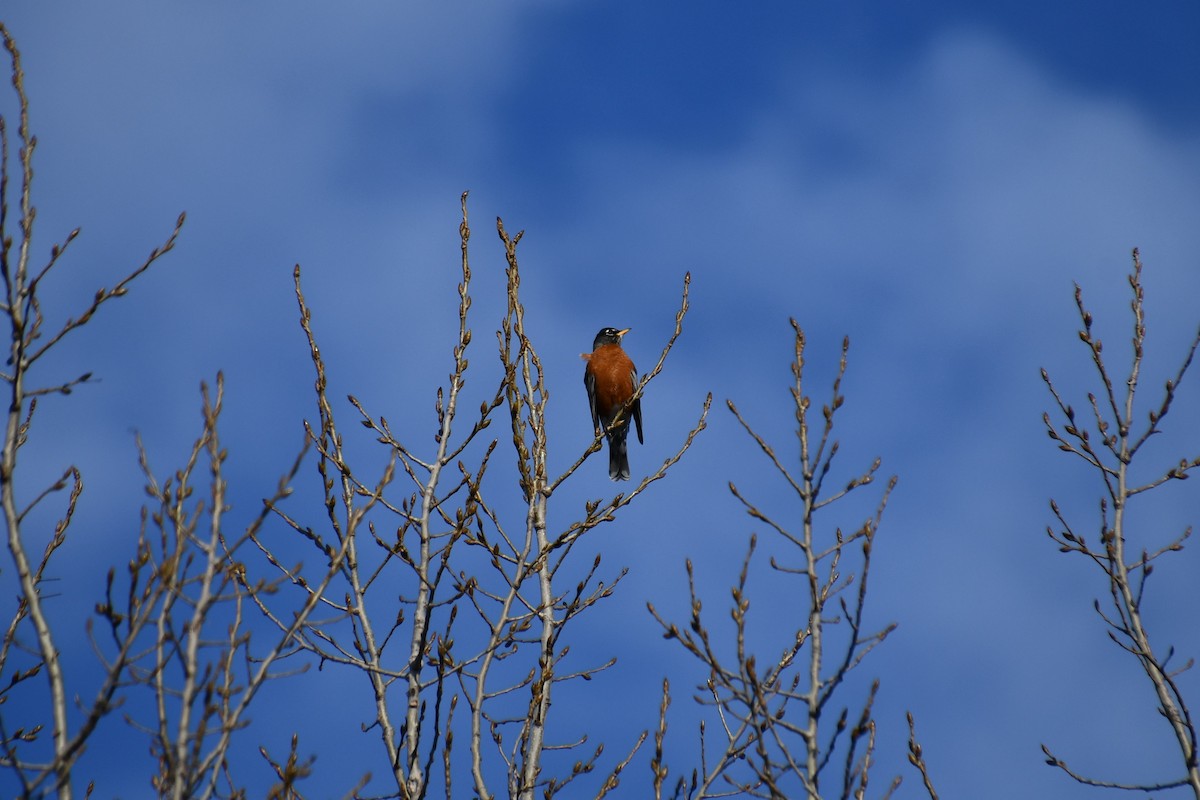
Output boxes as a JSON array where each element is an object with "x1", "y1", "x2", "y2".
[{"x1": 608, "y1": 432, "x2": 631, "y2": 481}]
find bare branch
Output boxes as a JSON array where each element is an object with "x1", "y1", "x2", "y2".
[{"x1": 1041, "y1": 250, "x2": 1200, "y2": 796}]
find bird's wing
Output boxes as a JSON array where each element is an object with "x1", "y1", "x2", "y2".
[
  {"x1": 584, "y1": 367, "x2": 601, "y2": 433},
  {"x1": 630, "y1": 367, "x2": 643, "y2": 444}
]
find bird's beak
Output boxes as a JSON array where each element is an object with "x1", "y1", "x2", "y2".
[{"x1": 617, "y1": 327, "x2": 631, "y2": 337}]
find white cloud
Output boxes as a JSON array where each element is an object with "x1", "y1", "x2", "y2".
[{"x1": 1, "y1": 9, "x2": 1198, "y2": 798}]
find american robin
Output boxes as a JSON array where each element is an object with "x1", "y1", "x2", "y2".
[{"x1": 582, "y1": 327, "x2": 643, "y2": 481}]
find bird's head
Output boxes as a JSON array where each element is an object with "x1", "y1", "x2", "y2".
[{"x1": 592, "y1": 327, "x2": 630, "y2": 350}]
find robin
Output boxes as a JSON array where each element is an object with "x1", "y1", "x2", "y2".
[{"x1": 582, "y1": 327, "x2": 643, "y2": 481}]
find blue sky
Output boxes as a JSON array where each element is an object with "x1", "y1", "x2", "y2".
[{"x1": 4, "y1": 3, "x2": 1200, "y2": 798}]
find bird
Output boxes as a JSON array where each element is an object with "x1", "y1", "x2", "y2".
[{"x1": 582, "y1": 326, "x2": 643, "y2": 481}]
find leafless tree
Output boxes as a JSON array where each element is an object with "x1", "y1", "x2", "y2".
[
  {"x1": 0, "y1": 22, "x2": 361, "y2": 800},
  {"x1": 246, "y1": 196, "x2": 709, "y2": 799},
  {"x1": 123, "y1": 376, "x2": 358, "y2": 800},
  {"x1": 0, "y1": 23, "x2": 716, "y2": 793},
  {"x1": 648, "y1": 321, "x2": 936, "y2": 800},
  {"x1": 0, "y1": 21, "x2": 182, "y2": 799},
  {"x1": 1041, "y1": 249, "x2": 1200, "y2": 796},
  {"x1": 19, "y1": 17, "x2": 1200, "y2": 800},
  {"x1": 0, "y1": 29, "x2": 933, "y2": 788}
]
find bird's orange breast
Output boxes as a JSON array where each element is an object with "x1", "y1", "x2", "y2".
[{"x1": 586, "y1": 345, "x2": 636, "y2": 415}]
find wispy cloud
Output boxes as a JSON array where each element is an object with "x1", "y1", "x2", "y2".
[{"x1": 2, "y1": 7, "x2": 1197, "y2": 797}]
